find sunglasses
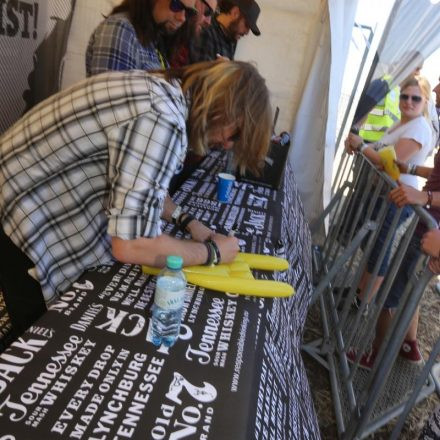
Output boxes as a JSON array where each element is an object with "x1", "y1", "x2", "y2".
[
  {"x1": 201, "y1": 0, "x2": 218, "y2": 18},
  {"x1": 169, "y1": 0, "x2": 198, "y2": 17},
  {"x1": 400, "y1": 93, "x2": 423, "y2": 103}
]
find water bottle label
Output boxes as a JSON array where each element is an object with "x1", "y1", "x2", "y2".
[{"x1": 154, "y1": 286, "x2": 186, "y2": 310}]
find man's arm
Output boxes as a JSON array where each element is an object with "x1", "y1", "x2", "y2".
[
  {"x1": 111, "y1": 233, "x2": 239, "y2": 268},
  {"x1": 389, "y1": 183, "x2": 438, "y2": 208},
  {"x1": 162, "y1": 196, "x2": 215, "y2": 242}
]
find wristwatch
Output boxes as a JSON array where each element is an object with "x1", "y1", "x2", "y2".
[{"x1": 171, "y1": 205, "x2": 182, "y2": 225}]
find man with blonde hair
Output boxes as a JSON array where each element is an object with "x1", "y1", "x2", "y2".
[{"x1": 0, "y1": 60, "x2": 272, "y2": 339}]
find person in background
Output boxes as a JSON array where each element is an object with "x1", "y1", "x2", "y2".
[
  {"x1": 167, "y1": 0, "x2": 219, "y2": 67},
  {"x1": 0, "y1": 60, "x2": 272, "y2": 340},
  {"x1": 347, "y1": 145, "x2": 440, "y2": 369},
  {"x1": 190, "y1": 0, "x2": 261, "y2": 62},
  {"x1": 86, "y1": 0, "x2": 198, "y2": 75},
  {"x1": 344, "y1": 76, "x2": 434, "y2": 316},
  {"x1": 356, "y1": 75, "x2": 401, "y2": 143}
]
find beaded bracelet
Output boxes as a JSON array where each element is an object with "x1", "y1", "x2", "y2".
[
  {"x1": 203, "y1": 241, "x2": 215, "y2": 266},
  {"x1": 206, "y1": 239, "x2": 221, "y2": 265}
]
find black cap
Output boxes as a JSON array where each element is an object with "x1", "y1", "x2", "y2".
[{"x1": 231, "y1": 0, "x2": 261, "y2": 36}]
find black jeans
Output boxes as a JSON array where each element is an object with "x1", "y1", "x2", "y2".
[{"x1": 0, "y1": 227, "x2": 46, "y2": 340}]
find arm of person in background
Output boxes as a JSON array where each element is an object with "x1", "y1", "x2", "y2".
[
  {"x1": 395, "y1": 160, "x2": 434, "y2": 179},
  {"x1": 389, "y1": 180, "x2": 437, "y2": 209},
  {"x1": 162, "y1": 196, "x2": 216, "y2": 242},
  {"x1": 346, "y1": 133, "x2": 422, "y2": 166}
]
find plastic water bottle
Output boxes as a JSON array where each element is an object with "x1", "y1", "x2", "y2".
[{"x1": 151, "y1": 255, "x2": 187, "y2": 347}]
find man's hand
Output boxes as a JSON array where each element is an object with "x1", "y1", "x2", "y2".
[
  {"x1": 421, "y1": 229, "x2": 440, "y2": 258},
  {"x1": 211, "y1": 233, "x2": 239, "y2": 263},
  {"x1": 186, "y1": 219, "x2": 215, "y2": 242},
  {"x1": 389, "y1": 182, "x2": 425, "y2": 207}
]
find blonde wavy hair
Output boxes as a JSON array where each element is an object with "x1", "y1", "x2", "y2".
[
  {"x1": 163, "y1": 60, "x2": 273, "y2": 175},
  {"x1": 400, "y1": 75, "x2": 432, "y2": 120}
]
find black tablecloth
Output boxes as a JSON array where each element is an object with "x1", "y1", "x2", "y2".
[{"x1": 0, "y1": 151, "x2": 320, "y2": 439}]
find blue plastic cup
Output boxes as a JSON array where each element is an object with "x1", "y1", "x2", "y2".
[{"x1": 217, "y1": 173, "x2": 235, "y2": 202}]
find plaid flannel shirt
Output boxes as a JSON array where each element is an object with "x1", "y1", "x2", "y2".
[
  {"x1": 86, "y1": 13, "x2": 166, "y2": 76},
  {"x1": 189, "y1": 16, "x2": 237, "y2": 62},
  {"x1": 0, "y1": 71, "x2": 188, "y2": 302}
]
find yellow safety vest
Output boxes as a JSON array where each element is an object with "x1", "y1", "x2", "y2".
[{"x1": 359, "y1": 76, "x2": 401, "y2": 142}]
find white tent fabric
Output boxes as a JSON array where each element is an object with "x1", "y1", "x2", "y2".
[{"x1": 289, "y1": 0, "x2": 359, "y2": 238}]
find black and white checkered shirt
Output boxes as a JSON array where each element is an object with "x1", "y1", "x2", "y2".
[{"x1": 0, "y1": 70, "x2": 188, "y2": 302}]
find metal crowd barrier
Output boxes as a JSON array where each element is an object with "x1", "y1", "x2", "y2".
[{"x1": 303, "y1": 151, "x2": 440, "y2": 439}]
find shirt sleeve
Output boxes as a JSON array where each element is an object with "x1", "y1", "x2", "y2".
[
  {"x1": 106, "y1": 114, "x2": 185, "y2": 240},
  {"x1": 400, "y1": 118, "x2": 432, "y2": 150},
  {"x1": 86, "y1": 19, "x2": 146, "y2": 75}
]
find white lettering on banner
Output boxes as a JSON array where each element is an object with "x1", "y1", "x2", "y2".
[
  {"x1": 27, "y1": 326, "x2": 54, "y2": 338},
  {"x1": 65, "y1": 347, "x2": 127, "y2": 438},
  {"x1": 0, "y1": 335, "x2": 84, "y2": 423},
  {"x1": 70, "y1": 303, "x2": 104, "y2": 332},
  {"x1": 187, "y1": 291, "x2": 203, "y2": 324},
  {"x1": 95, "y1": 307, "x2": 144, "y2": 337},
  {"x1": 0, "y1": 337, "x2": 48, "y2": 394},
  {"x1": 185, "y1": 298, "x2": 224, "y2": 365},
  {"x1": 230, "y1": 311, "x2": 249, "y2": 392},
  {"x1": 243, "y1": 211, "x2": 265, "y2": 230},
  {"x1": 151, "y1": 373, "x2": 216, "y2": 440},
  {"x1": 48, "y1": 290, "x2": 88, "y2": 316},
  {"x1": 0, "y1": 0, "x2": 37, "y2": 39},
  {"x1": 88, "y1": 355, "x2": 164, "y2": 439}
]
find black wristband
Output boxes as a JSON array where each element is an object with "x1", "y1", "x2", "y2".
[
  {"x1": 179, "y1": 213, "x2": 195, "y2": 232},
  {"x1": 206, "y1": 239, "x2": 221, "y2": 265},
  {"x1": 203, "y1": 241, "x2": 214, "y2": 266}
]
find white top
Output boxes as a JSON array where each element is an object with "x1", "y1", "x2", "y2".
[{"x1": 379, "y1": 115, "x2": 433, "y2": 188}]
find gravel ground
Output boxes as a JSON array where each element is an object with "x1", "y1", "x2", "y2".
[{"x1": 303, "y1": 278, "x2": 440, "y2": 439}]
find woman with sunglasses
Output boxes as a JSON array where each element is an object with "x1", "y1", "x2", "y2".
[
  {"x1": 86, "y1": 0, "x2": 198, "y2": 76},
  {"x1": 342, "y1": 77, "x2": 433, "y2": 359}
]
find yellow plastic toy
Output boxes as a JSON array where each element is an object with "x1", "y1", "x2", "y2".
[
  {"x1": 142, "y1": 253, "x2": 294, "y2": 298},
  {"x1": 378, "y1": 145, "x2": 400, "y2": 180}
]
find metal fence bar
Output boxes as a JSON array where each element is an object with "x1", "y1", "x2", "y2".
[{"x1": 304, "y1": 151, "x2": 439, "y2": 439}]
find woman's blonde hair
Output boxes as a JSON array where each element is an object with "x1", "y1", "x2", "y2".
[
  {"x1": 164, "y1": 60, "x2": 272, "y2": 175},
  {"x1": 400, "y1": 75, "x2": 432, "y2": 119}
]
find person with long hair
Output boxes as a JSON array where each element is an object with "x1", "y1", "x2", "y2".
[
  {"x1": 344, "y1": 76, "x2": 435, "y2": 368},
  {"x1": 86, "y1": 0, "x2": 198, "y2": 75},
  {"x1": 0, "y1": 60, "x2": 272, "y2": 339}
]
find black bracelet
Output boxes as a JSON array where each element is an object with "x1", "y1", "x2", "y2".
[
  {"x1": 179, "y1": 213, "x2": 195, "y2": 232},
  {"x1": 203, "y1": 241, "x2": 214, "y2": 266},
  {"x1": 206, "y1": 239, "x2": 221, "y2": 265}
]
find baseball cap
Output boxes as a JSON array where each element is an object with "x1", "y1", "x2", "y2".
[{"x1": 231, "y1": 0, "x2": 261, "y2": 36}]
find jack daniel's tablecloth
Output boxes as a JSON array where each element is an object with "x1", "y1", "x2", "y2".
[{"x1": 0, "y1": 151, "x2": 320, "y2": 439}]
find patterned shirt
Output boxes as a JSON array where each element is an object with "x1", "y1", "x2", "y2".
[
  {"x1": 189, "y1": 16, "x2": 237, "y2": 62},
  {"x1": 0, "y1": 71, "x2": 188, "y2": 302},
  {"x1": 86, "y1": 13, "x2": 166, "y2": 76}
]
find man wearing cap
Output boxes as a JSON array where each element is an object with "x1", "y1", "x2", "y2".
[{"x1": 190, "y1": 0, "x2": 260, "y2": 62}]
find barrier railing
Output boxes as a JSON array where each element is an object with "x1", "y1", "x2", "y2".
[{"x1": 303, "y1": 151, "x2": 439, "y2": 439}]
